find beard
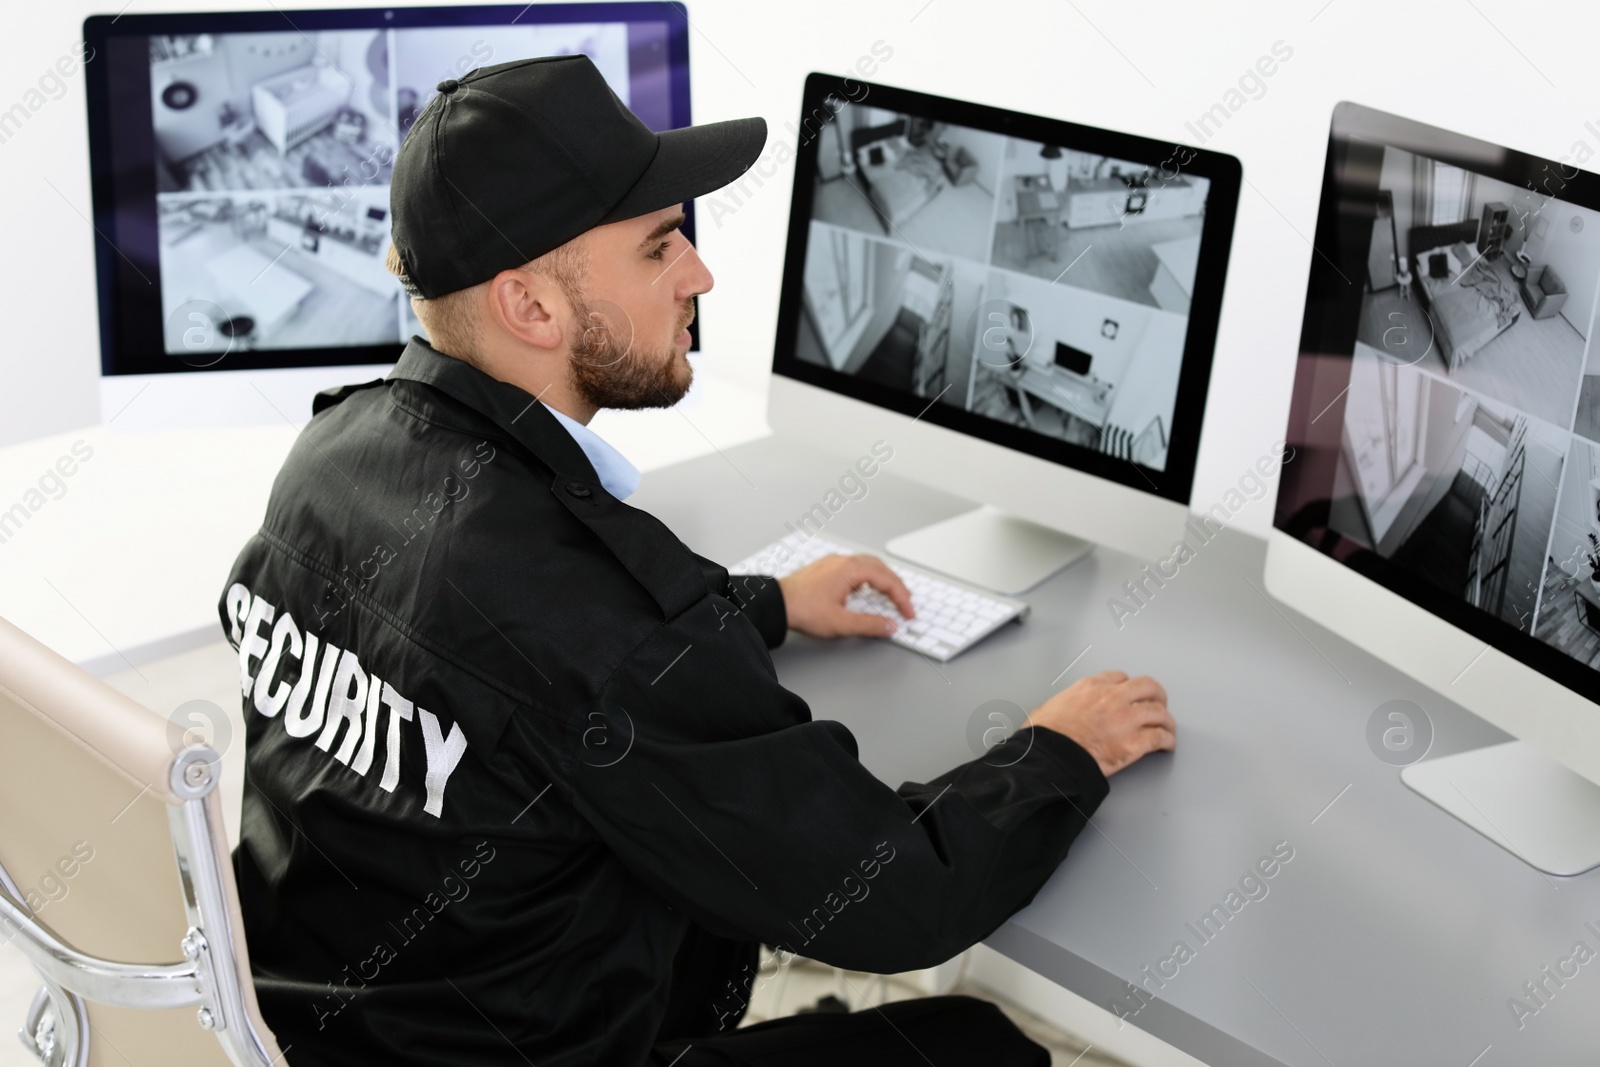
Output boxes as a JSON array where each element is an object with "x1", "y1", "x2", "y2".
[{"x1": 567, "y1": 294, "x2": 694, "y2": 411}]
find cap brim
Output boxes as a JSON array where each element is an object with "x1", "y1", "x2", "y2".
[{"x1": 599, "y1": 116, "x2": 768, "y2": 224}]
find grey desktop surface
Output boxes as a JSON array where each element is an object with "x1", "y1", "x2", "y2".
[{"x1": 629, "y1": 433, "x2": 1600, "y2": 1066}]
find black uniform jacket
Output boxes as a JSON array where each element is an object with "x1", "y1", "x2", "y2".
[{"x1": 218, "y1": 336, "x2": 1110, "y2": 1066}]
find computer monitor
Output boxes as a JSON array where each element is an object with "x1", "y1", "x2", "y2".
[
  {"x1": 82, "y1": 2, "x2": 696, "y2": 430},
  {"x1": 769, "y1": 73, "x2": 1241, "y2": 593},
  {"x1": 1054, "y1": 342, "x2": 1092, "y2": 376},
  {"x1": 1267, "y1": 101, "x2": 1600, "y2": 875}
]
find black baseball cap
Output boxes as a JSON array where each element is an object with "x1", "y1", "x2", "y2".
[{"x1": 390, "y1": 53, "x2": 767, "y2": 300}]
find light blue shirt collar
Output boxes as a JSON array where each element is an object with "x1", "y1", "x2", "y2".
[{"x1": 543, "y1": 405, "x2": 641, "y2": 500}]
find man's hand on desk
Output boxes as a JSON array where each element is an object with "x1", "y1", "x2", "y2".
[
  {"x1": 774, "y1": 558, "x2": 1175, "y2": 776},
  {"x1": 1025, "y1": 671, "x2": 1176, "y2": 778},
  {"x1": 778, "y1": 553, "x2": 914, "y2": 640}
]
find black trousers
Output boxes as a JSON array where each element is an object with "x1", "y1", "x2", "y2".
[{"x1": 651, "y1": 925, "x2": 1050, "y2": 1066}]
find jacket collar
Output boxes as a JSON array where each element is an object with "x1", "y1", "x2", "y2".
[
  {"x1": 385, "y1": 336, "x2": 707, "y2": 622},
  {"x1": 543, "y1": 406, "x2": 641, "y2": 501},
  {"x1": 386, "y1": 335, "x2": 601, "y2": 487}
]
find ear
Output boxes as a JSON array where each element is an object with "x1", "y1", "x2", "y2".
[{"x1": 487, "y1": 269, "x2": 567, "y2": 351}]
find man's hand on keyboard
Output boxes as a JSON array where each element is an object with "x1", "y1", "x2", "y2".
[
  {"x1": 778, "y1": 553, "x2": 916, "y2": 640},
  {"x1": 1023, "y1": 670, "x2": 1176, "y2": 778}
]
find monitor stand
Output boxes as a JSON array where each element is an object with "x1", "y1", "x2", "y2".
[
  {"x1": 884, "y1": 504, "x2": 1093, "y2": 596},
  {"x1": 1401, "y1": 741, "x2": 1600, "y2": 876}
]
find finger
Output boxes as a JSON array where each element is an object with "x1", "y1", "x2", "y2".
[
  {"x1": 1092, "y1": 669, "x2": 1129, "y2": 685},
  {"x1": 1119, "y1": 675, "x2": 1167, "y2": 706},
  {"x1": 1121, "y1": 693, "x2": 1174, "y2": 731},
  {"x1": 1141, "y1": 725, "x2": 1177, "y2": 753},
  {"x1": 1132, "y1": 674, "x2": 1169, "y2": 707},
  {"x1": 839, "y1": 609, "x2": 898, "y2": 638},
  {"x1": 1140, "y1": 702, "x2": 1177, "y2": 734},
  {"x1": 855, "y1": 555, "x2": 915, "y2": 618}
]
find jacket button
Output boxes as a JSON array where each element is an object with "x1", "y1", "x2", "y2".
[{"x1": 566, "y1": 482, "x2": 592, "y2": 499}]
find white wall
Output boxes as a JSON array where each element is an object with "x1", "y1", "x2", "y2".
[
  {"x1": 1521, "y1": 195, "x2": 1600, "y2": 341},
  {"x1": 1105, "y1": 313, "x2": 1186, "y2": 442},
  {"x1": 1467, "y1": 171, "x2": 1600, "y2": 342},
  {"x1": 937, "y1": 122, "x2": 1004, "y2": 195},
  {"x1": 1379, "y1": 146, "x2": 1415, "y2": 260},
  {"x1": 985, "y1": 268, "x2": 1154, "y2": 382},
  {"x1": 1589, "y1": 300, "x2": 1600, "y2": 375},
  {"x1": 993, "y1": 138, "x2": 1035, "y2": 223},
  {"x1": 392, "y1": 25, "x2": 630, "y2": 114},
  {"x1": 1551, "y1": 435, "x2": 1600, "y2": 577},
  {"x1": 4, "y1": 0, "x2": 1599, "y2": 541},
  {"x1": 392, "y1": 27, "x2": 532, "y2": 106}
]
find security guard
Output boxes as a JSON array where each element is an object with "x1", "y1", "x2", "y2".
[{"x1": 220, "y1": 54, "x2": 1176, "y2": 1066}]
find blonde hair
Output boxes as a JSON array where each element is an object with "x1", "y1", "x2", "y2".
[{"x1": 385, "y1": 239, "x2": 590, "y2": 363}]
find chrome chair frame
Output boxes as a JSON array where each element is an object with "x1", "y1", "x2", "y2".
[{"x1": 1, "y1": 741, "x2": 279, "y2": 1066}]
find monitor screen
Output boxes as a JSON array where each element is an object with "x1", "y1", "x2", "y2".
[
  {"x1": 772, "y1": 73, "x2": 1241, "y2": 501},
  {"x1": 83, "y1": 3, "x2": 694, "y2": 377},
  {"x1": 1276, "y1": 101, "x2": 1600, "y2": 705},
  {"x1": 1054, "y1": 341, "x2": 1092, "y2": 376}
]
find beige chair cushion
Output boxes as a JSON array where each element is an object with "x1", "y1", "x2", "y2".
[
  {"x1": 1, "y1": 680, "x2": 234, "y2": 1065},
  {"x1": 0, "y1": 614, "x2": 286, "y2": 1064}
]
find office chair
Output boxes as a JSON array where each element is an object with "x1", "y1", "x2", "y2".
[{"x1": 0, "y1": 614, "x2": 286, "y2": 1066}]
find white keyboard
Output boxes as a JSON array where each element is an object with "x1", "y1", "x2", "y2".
[{"x1": 727, "y1": 532, "x2": 1028, "y2": 662}]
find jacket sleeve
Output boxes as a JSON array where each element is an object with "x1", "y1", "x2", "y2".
[
  {"x1": 689, "y1": 550, "x2": 788, "y2": 649},
  {"x1": 728, "y1": 573, "x2": 787, "y2": 650},
  {"x1": 561, "y1": 603, "x2": 1108, "y2": 974}
]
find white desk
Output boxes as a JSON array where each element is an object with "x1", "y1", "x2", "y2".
[
  {"x1": 630, "y1": 435, "x2": 1600, "y2": 1067},
  {"x1": 971, "y1": 357, "x2": 1113, "y2": 431}
]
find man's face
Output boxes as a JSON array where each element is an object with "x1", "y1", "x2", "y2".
[{"x1": 566, "y1": 203, "x2": 711, "y2": 411}]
